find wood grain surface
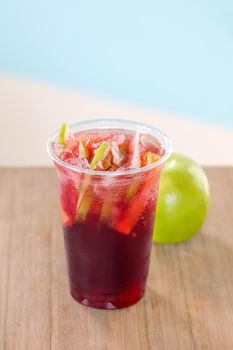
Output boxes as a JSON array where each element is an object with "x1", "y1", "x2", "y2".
[{"x1": 0, "y1": 167, "x2": 233, "y2": 350}]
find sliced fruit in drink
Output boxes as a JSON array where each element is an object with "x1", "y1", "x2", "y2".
[
  {"x1": 100, "y1": 200, "x2": 113, "y2": 222},
  {"x1": 58, "y1": 123, "x2": 73, "y2": 144},
  {"x1": 54, "y1": 125, "x2": 164, "y2": 231},
  {"x1": 141, "y1": 151, "x2": 160, "y2": 167},
  {"x1": 58, "y1": 122, "x2": 77, "y2": 152},
  {"x1": 75, "y1": 141, "x2": 111, "y2": 221},
  {"x1": 125, "y1": 182, "x2": 139, "y2": 200},
  {"x1": 77, "y1": 131, "x2": 113, "y2": 159},
  {"x1": 119, "y1": 141, "x2": 129, "y2": 161},
  {"x1": 58, "y1": 123, "x2": 68, "y2": 144},
  {"x1": 96, "y1": 151, "x2": 112, "y2": 170},
  {"x1": 75, "y1": 194, "x2": 92, "y2": 222},
  {"x1": 78, "y1": 141, "x2": 89, "y2": 159},
  {"x1": 76, "y1": 176, "x2": 91, "y2": 212},
  {"x1": 115, "y1": 172, "x2": 158, "y2": 235},
  {"x1": 90, "y1": 142, "x2": 111, "y2": 169}
]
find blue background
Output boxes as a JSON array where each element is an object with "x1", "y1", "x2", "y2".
[{"x1": 0, "y1": 0, "x2": 233, "y2": 126}]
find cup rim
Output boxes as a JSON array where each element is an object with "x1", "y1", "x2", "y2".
[{"x1": 47, "y1": 119, "x2": 173, "y2": 177}]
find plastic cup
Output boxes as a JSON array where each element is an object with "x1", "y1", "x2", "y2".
[{"x1": 47, "y1": 119, "x2": 172, "y2": 309}]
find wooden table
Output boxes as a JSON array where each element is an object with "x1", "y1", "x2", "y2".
[{"x1": 0, "y1": 167, "x2": 233, "y2": 350}]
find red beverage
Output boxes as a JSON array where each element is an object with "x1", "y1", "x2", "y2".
[{"x1": 47, "y1": 120, "x2": 172, "y2": 309}]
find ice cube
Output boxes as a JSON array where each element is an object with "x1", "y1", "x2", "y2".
[
  {"x1": 141, "y1": 135, "x2": 162, "y2": 155},
  {"x1": 111, "y1": 141, "x2": 124, "y2": 166},
  {"x1": 66, "y1": 157, "x2": 90, "y2": 169},
  {"x1": 52, "y1": 142, "x2": 64, "y2": 157},
  {"x1": 113, "y1": 133, "x2": 126, "y2": 145},
  {"x1": 117, "y1": 164, "x2": 133, "y2": 171}
]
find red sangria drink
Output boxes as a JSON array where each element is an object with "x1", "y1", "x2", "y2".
[{"x1": 47, "y1": 120, "x2": 172, "y2": 309}]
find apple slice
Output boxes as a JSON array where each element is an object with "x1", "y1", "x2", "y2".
[
  {"x1": 78, "y1": 141, "x2": 89, "y2": 159},
  {"x1": 75, "y1": 193, "x2": 92, "y2": 222},
  {"x1": 58, "y1": 123, "x2": 74, "y2": 144},
  {"x1": 141, "y1": 151, "x2": 160, "y2": 167},
  {"x1": 58, "y1": 123, "x2": 68, "y2": 144},
  {"x1": 75, "y1": 142, "x2": 111, "y2": 222},
  {"x1": 58, "y1": 122, "x2": 78, "y2": 152},
  {"x1": 125, "y1": 183, "x2": 138, "y2": 200},
  {"x1": 115, "y1": 172, "x2": 158, "y2": 235},
  {"x1": 100, "y1": 200, "x2": 113, "y2": 222},
  {"x1": 90, "y1": 142, "x2": 111, "y2": 169},
  {"x1": 96, "y1": 151, "x2": 112, "y2": 170}
]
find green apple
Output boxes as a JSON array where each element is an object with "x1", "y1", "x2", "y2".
[
  {"x1": 90, "y1": 142, "x2": 111, "y2": 169},
  {"x1": 153, "y1": 153, "x2": 210, "y2": 243},
  {"x1": 58, "y1": 122, "x2": 69, "y2": 144}
]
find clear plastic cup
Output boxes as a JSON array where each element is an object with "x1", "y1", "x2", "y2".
[{"x1": 47, "y1": 119, "x2": 172, "y2": 309}]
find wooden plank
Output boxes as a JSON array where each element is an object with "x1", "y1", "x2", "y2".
[
  {"x1": 145, "y1": 167, "x2": 233, "y2": 349},
  {"x1": 1, "y1": 169, "x2": 55, "y2": 350},
  {"x1": 0, "y1": 170, "x2": 14, "y2": 349},
  {"x1": 0, "y1": 167, "x2": 233, "y2": 349}
]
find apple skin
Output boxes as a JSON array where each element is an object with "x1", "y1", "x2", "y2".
[{"x1": 153, "y1": 153, "x2": 210, "y2": 244}]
